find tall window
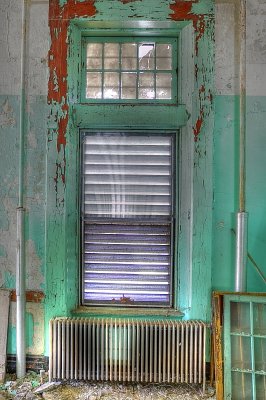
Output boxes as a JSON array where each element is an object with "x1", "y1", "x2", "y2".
[
  {"x1": 81, "y1": 132, "x2": 176, "y2": 307},
  {"x1": 80, "y1": 36, "x2": 178, "y2": 308}
]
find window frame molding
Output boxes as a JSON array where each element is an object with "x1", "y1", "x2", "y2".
[{"x1": 60, "y1": 20, "x2": 194, "y2": 317}]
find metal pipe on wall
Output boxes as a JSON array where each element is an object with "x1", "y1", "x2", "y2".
[
  {"x1": 235, "y1": 0, "x2": 248, "y2": 292},
  {"x1": 16, "y1": 0, "x2": 28, "y2": 378}
]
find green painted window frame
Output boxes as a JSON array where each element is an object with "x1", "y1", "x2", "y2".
[
  {"x1": 61, "y1": 21, "x2": 194, "y2": 318},
  {"x1": 223, "y1": 294, "x2": 266, "y2": 400},
  {"x1": 81, "y1": 36, "x2": 178, "y2": 104}
]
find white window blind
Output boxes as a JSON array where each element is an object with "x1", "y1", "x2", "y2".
[{"x1": 81, "y1": 132, "x2": 175, "y2": 306}]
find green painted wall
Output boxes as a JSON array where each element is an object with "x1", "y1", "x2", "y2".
[{"x1": 213, "y1": 95, "x2": 266, "y2": 293}]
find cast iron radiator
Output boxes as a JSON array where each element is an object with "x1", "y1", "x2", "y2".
[{"x1": 49, "y1": 318, "x2": 206, "y2": 387}]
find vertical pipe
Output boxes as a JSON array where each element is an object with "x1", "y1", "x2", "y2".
[
  {"x1": 239, "y1": 0, "x2": 246, "y2": 213},
  {"x1": 16, "y1": 0, "x2": 27, "y2": 378},
  {"x1": 235, "y1": 212, "x2": 248, "y2": 291},
  {"x1": 16, "y1": 208, "x2": 26, "y2": 378},
  {"x1": 235, "y1": 0, "x2": 248, "y2": 292}
]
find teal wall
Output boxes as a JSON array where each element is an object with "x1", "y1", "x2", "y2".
[{"x1": 213, "y1": 95, "x2": 266, "y2": 293}]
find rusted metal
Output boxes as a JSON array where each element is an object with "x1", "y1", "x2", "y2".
[
  {"x1": 212, "y1": 292, "x2": 224, "y2": 400},
  {"x1": 10, "y1": 290, "x2": 45, "y2": 303}
]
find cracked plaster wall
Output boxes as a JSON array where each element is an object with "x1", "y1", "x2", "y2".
[{"x1": 0, "y1": 0, "x2": 49, "y2": 292}]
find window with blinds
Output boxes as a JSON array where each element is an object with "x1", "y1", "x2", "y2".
[{"x1": 81, "y1": 132, "x2": 176, "y2": 307}]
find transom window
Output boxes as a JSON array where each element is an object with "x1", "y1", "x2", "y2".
[
  {"x1": 82, "y1": 37, "x2": 177, "y2": 102},
  {"x1": 81, "y1": 131, "x2": 176, "y2": 307}
]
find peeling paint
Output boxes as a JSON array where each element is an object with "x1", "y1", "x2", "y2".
[
  {"x1": 48, "y1": 0, "x2": 97, "y2": 192},
  {"x1": 193, "y1": 109, "x2": 204, "y2": 139},
  {"x1": 7, "y1": 302, "x2": 45, "y2": 355},
  {"x1": 169, "y1": 1, "x2": 213, "y2": 140},
  {"x1": 0, "y1": 98, "x2": 16, "y2": 127}
]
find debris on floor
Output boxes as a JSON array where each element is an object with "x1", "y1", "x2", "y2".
[{"x1": 0, "y1": 372, "x2": 216, "y2": 399}]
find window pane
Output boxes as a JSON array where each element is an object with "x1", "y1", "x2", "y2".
[
  {"x1": 104, "y1": 43, "x2": 119, "y2": 57},
  {"x1": 230, "y1": 302, "x2": 251, "y2": 334},
  {"x1": 156, "y1": 73, "x2": 172, "y2": 99},
  {"x1": 139, "y1": 72, "x2": 155, "y2": 99},
  {"x1": 232, "y1": 372, "x2": 252, "y2": 400},
  {"x1": 87, "y1": 43, "x2": 102, "y2": 57},
  {"x1": 156, "y1": 43, "x2": 172, "y2": 58},
  {"x1": 231, "y1": 336, "x2": 252, "y2": 370},
  {"x1": 157, "y1": 57, "x2": 172, "y2": 70},
  {"x1": 156, "y1": 44, "x2": 172, "y2": 70},
  {"x1": 254, "y1": 338, "x2": 266, "y2": 372},
  {"x1": 104, "y1": 43, "x2": 119, "y2": 69},
  {"x1": 87, "y1": 57, "x2": 102, "y2": 70},
  {"x1": 121, "y1": 43, "x2": 137, "y2": 70},
  {"x1": 86, "y1": 72, "x2": 102, "y2": 99},
  {"x1": 139, "y1": 43, "x2": 155, "y2": 70},
  {"x1": 103, "y1": 72, "x2": 119, "y2": 99},
  {"x1": 121, "y1": 72, "x2": 137, "y2": 99}
]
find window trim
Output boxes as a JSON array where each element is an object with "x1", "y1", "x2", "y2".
[
  {"x1": 81, "y1": 36, "x2": 178, "y2": 104},
  {"x1": 60, "y1": 21, "x2": 195, "y2": 317}
]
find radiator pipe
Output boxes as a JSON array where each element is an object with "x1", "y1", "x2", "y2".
[
  {"x1": 16, "y1": 0, "x2": 28, "y2": 378},
  {"x1": 235, "y1": 0, "x2": 248, "y2": 292}
]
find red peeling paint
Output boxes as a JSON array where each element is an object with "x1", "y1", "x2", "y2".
[
  {"x1": 169, "y1": 0, "x2": 206, "y2": 56},
  {"x1": 48, "y1": 0, "x2": 97, "y2": 190},
  {"x1": 195, "y1": 16, "x2": 206, "y2": 56},
  {"x1": 169, "y1": 0, "x2": 195, "y2": 19},
  {"x1": 193, "y1": 109, "x2": 204, "y2": 140},
  {"x1": 170, "y1": 1, "x2": 212, "y2": 140}
]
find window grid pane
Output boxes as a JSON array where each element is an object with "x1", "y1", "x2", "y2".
[{"x1": 85, "y1": 40, "x2": 175, "y2": 101}]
